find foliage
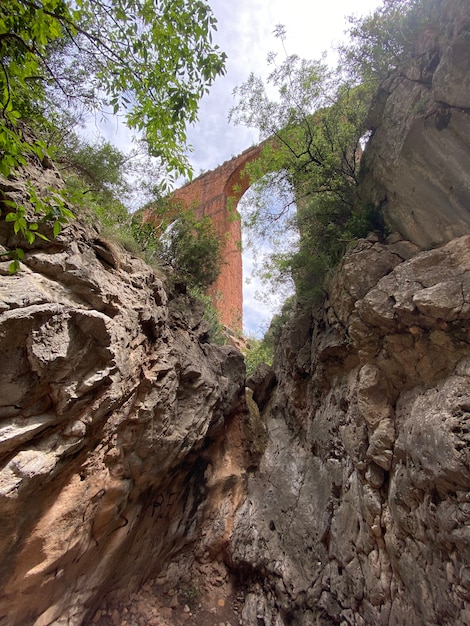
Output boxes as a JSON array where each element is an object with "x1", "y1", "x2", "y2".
[
  {"x1": 243, "y1": 296, "x2": 297, "y2": 374},
  {"x1": 56, "y1": 131, "x2": 173, "y2": 213},
  {"x1": 50, "y1": 132, "x2": 222, "y2": 296},
  {"x1": 231, "y1": 35, "x2": 375, "y2": 306},
  {"x1": 1, "y1": 0, "x2": 226, "y2": 176},
  {"x1": 267, "y1": 295, "x2": 296, "y2": 338},
  {"x1": 179, "y1": 583, "x2": 201, "y2": 612},
  {"x1": 341, "y1": 0, "x2": 443, "y2": 85},
  {"x1": 188, "y1": 286, "x2": 226, "y2": 345},
  {"x1": 57, "y1": 137, "x2": 130, "y2": 199},
  {"x1": 128, "y1": 213, "x2": 161, "y2": 259},
  {"x1": 243, "y1": 336, "x2": 274, "y2": 376},
  {"x1": 0, "y1": 0, "x2": 226, "y2": 269},
  {"x1": 231, "y1": 0, "x2": 441, "y2": 309},
  {"x1": 1, "y1": 183, "x2": 75, "y2": 272},
  {"x1": 43, "y1": 129, "x2": 223, "y2": 296},
  {"x1": 155, "y1": 207, "x2": 223, "y2": 290}
]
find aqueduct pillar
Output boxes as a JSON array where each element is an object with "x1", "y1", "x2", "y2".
[{"x1": 160, "y1": 144, "x2": 262, "y2": 331}]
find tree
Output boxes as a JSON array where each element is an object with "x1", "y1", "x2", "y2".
[
  {"x1": 230, "y1": 30, "x2": 375, "y2": 305},
  {"x1": 0, "y1": 0, "x2": 226, "y2": 269},
  {"x1": 155, "y1": 208, "x2": 223, "y2": 290},
  {"x1": 56, "y1": 134, "x2": 137, "y2": 241},
  {"x1": 1, "y1": 0, "x2": 226, "y2": 176},
  {"x1": 341, "y1": 0, "x2": 442, "y2": 85},
  {"x1": 230, "y1": 0, "x2": 442, "y2": 306},
  {"x1": 57, "y1": 137, "x2": 130, "y2": 198}
]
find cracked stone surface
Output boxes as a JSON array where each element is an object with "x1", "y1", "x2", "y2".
[
  {"x1": 357, "y1": 0, "x2": 470, "y2": 250},
  {"x1": 2, "y1": 2, "x2": 470, "y2": 624},
  {"x1": 0, "y1": 161, "x2": 251, "y2": 625},
  {"x1": 228, "y1": 234, "x2": 470, "y2": 626}
]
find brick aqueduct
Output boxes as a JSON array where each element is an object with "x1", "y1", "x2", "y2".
[{"x1": 150, "y1": 144, "x2": 262, "y2": 332}]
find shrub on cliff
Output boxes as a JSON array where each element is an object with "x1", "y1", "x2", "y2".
[
  {"x1": 0, "y1": 0, "x2": 226, "y2": 269},
  {"x1": 155, "y1": 209, "x2": 223, "y2": 291},
  {"x1": 230, "y1": 0, "x2": 443, "y2": 308},
  {"x1": 342, "y1": 0, "x2": 443, "y2": 84}
]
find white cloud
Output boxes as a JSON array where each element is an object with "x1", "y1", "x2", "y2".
[
  {"x1": 78, "y1": 0, "x2": 382, "y2": 336},
  {"x1": 185, "y1": 0, "x2": 382, "y2": 336},
  {"x1": 188, "y1": 0, "x2": 382, "y2": 174}
]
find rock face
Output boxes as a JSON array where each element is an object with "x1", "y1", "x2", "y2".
[
  {"x1": 4, "y1": 199, "x2": 470, "y2": 626},
  {"x1": 0, "y1": 167, "x2": 249, "y2": 625},
  {"x1": 230, "y1": 234, "x2": 470, "y2": 625},
  {"x1": 2, "y1": 2, "x2": 470, "y2": 625},
  {"x1": 227, "y1": 4, "x2": 470, "y2": 622},
  {"x1": 357, "y1": 0, "x2": 470, "y2": 249}
]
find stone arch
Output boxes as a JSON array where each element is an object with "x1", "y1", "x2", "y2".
[
  {"x1": 146, "y1": 144, "x2": 264, "y2": 331},
  {"x1": 223, "y1": 145, "x2": 262, "y2": 202}
]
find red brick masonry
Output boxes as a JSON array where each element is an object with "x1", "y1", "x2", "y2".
[{"x1": 147, "y1": 145, "x2": 262, "y2": 331}]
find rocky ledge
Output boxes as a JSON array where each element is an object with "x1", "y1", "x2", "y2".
[{"x1": 230, "y1": 233, "x2": 470, "y2": 626}]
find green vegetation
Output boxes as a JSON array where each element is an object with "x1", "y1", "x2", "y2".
[
  {"x1": 153, "y1": 206, "x2": 223, "y2": 290},
  {"x1": 243, "y1": 297, "x2": 297, "y2": 375},
  {"x1": 0, "y1": 0, "x2": 226, "y2": 269},
  {"x1": 342, "y1": 0, "x2": 442, "y2": 85},
  {"x1": 0, "y1": 0, "x2": 445, "y2": 350},
  {"x1": 230, "y1": 34, "x2": 379, "y2": 308},
  {"x1": 56, "y1": 134, "x2": 223, "y2": 294},
  {"x1": 231, "y1": 0, "x2": 443, "y2": 323},
  {"x1": 179, "y1": 583, "x2": 201, "y2": 612},
  {"x1": 188, "y1": 286, "x2": 226, "y2": 344},
  {"x1": 244, "y1": 336, "x2": 274, "y2": 376}
]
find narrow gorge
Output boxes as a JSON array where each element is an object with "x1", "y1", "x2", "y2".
[{"x1": 1, "y1": 1, "x2": 470, "y2": 625}]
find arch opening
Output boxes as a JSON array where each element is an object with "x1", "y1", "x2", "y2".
[
  {"x1": 147, "y1": 144, "x2": 296, "y2": 334},
  {"x1": 238, "y1": 173, "x2": 297, "y2": 337}
]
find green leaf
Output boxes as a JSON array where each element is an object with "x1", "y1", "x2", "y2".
[
  {"x1": 25, "y1": 231, "x2": 35, "y2": 244},
  {"x1": 35, "y1": 232, "x2": 50, "y2": 241},
  {"x1": 53, "y1": 221, "x2": 62, "y2": 237},
  {"x1": 1, "y1": 0, "x2": 226, "y2": 248}
]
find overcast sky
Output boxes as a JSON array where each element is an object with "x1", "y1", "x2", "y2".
[
  {"x1": 182, "y1": 0, "x2": 382, "y2": 336},
  {"x1": 187, "y1": 0, "x2": 381, "y2": 174},
  {"x1": 92, "y1": 0, "x2": 383, "y2": 337}
]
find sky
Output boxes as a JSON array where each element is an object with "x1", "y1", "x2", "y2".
[
  {"x1": 92, "y1": 0, "x2": 382, "y2": 337},
  {"x1": 186, "y1": 0, "x2": 381, "y2": 174},
  {"x1": 183, "y1": 0, "x2": 382, "y2": 337}
]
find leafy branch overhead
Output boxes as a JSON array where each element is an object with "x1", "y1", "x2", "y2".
[
  {"x1": 1, "y1": 0, "x2": 226, "y2": 177},
  {"x1": 230, "y1": 47, "x2": 374, "y2": 304},
  {"x1": 0, "y1": 0, "x2": 226, "y2": 270},
  {"x1": 230, "y1": 0, "x2": 443, "y2": 307}
]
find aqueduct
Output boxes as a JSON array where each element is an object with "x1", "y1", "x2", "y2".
[{"x1": 148, "y1": 144, "x2": 263, "y2": 331}]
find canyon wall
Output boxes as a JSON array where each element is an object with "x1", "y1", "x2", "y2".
[
  {"x1": 357, "y1": 0, "x2": 470, "y2": 248},
  {"x1": 228, "y1": 2, "x2": 470, "y2": 624},
  {"x1": 0, "y1": 166, "x2": 250, "y2": 625},
  {"x1": 232, "y1": 233, "x2": 470, "y2": 625},
  {"x1": 0, "y1": 1, "x2": 470, "y2": 625}
]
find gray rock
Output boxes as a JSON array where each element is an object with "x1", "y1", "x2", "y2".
[
  {"x1": 357, "y1": 1, "x2": 470, "y2": 250},
  {"x1": 229, "y1": 235, "x2": 470, "y2": 626},
  {"x1": 0, "y1": 164, "x2": 246, "y2": 625}
]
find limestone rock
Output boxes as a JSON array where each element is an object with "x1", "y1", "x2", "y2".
[
  {"x1": 229, "y1": 234, "x2": 470, "y2": 626},
  {"x1": 357, "y1": 0, "x2": 470, "y2": 250},
  {"x1": 2, "y1": 3, "x2": 470, "y2": 624},
  {"x1": 246, "y1": 362, "x2": 276, "y2": 410},
  {"x1": 0, "y1": 163, "x2": 247, "y2": 625}
]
